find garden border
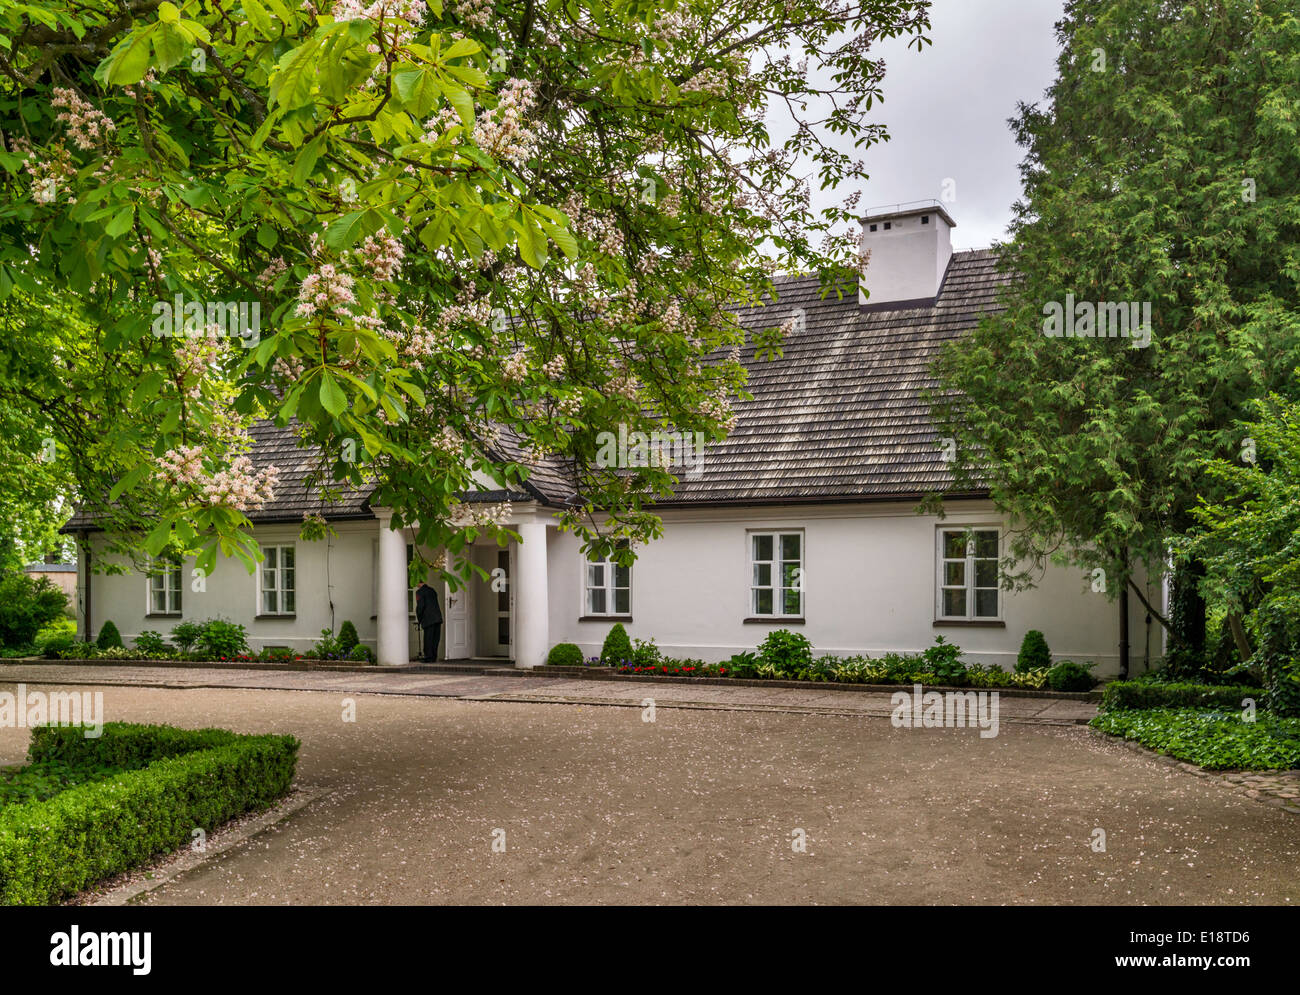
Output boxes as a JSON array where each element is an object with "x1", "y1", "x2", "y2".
[
  {"x1": 1, "y1": 656, "x2": 1104, "y2": 700},
  {"x1": 1086, "y1": 726, "x2": 1300, "y2": 815},
  {"x1": 529, "y1": 665, "x2": 1104, "y2": 701}
]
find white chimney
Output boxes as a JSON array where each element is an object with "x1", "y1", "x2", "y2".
[{"x1": 859, "y1": 202, "x2": 955, "y2": 310}]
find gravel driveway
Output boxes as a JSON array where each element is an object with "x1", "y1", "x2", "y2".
[{"x1": 1, "y1": 678, "x2": 1296, "y2": 904}]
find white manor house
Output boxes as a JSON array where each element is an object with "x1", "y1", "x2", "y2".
[{"x1": 68, "y1": 204, "x2": 1157, "y2": 672}]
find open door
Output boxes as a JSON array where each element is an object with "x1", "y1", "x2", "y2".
[{"x1": 444, "y1": 552, "x2": 472, "y2": 660}]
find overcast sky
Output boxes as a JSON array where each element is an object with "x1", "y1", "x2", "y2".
[{"x1": 805, "y1": 0, "x2": 1067, "y2": 250}]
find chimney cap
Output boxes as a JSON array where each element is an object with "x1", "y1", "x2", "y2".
[{"x1": 861, "y1": 199, "x2": 956, "y2": 229}]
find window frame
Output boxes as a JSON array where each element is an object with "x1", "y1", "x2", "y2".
[
  {"x1": 145, "y1": 555, "x2": 183, "y2": 616},
  {"x1": 582, "y1": 542, "x2": 632, "y2": 618},
  {"x1": 748, "y1": 529, "x2": 804, "y2": 619},
  {"x1": 935, "y1": 526, "x2": 1002, "y2": 622},
  {"x1": 258, "y1": 543, "x2": 297, "y2": 617}
]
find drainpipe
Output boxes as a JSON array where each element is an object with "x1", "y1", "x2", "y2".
[
  {"x1": 80, "y1": 530, "x2": 92, "y2": 643},
  {"x1": 1118, "y1": 583, "x2": 1130, "y2": 680}
]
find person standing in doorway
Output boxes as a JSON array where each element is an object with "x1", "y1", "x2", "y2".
[{"x1": 415, "y1": 581, "x2": 442, "y2": 662}]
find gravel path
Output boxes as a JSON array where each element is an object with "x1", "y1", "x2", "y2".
[{"x1": 0, "y1": 675, "x2": 1296, "y2": 905}]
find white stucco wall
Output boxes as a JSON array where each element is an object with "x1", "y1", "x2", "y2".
[
  {"x1": 547, "y1": 500, "x2": 1156, "y2": 677},
  {"x1": 79, "y1": 521, "x2": 417, "y2": 655},
  {"x1": 79, "y1": 499, "x2": 1159, "y2": 675}
]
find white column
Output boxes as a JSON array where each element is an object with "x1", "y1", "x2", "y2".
[
  {"x1": 513, "y1": 520, "x2": 549, "y2": 669},
  {"x1": 374, "y1": 508, "x2": 408, "y2": 667}
]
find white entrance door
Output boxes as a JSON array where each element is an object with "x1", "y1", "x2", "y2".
[{"x1": 444, "y1": 553, "x2": 472, "y2": 660}]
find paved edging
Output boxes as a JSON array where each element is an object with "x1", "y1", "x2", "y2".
[
  {"x1": 85, "y1": 785, "x2": 330, "y2": 906},
  {"x1": 469, "y1": 690, "x2": 1093, "y2": 725},
  {"x1": 1085, "y1": 726, "x2": 1300, "y2": 815}
]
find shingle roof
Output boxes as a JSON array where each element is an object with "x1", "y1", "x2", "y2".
[
  {"x1": 662, "y1": 248, "x2": 1002, "y2": 504},
  {"x1": 64, "y1": 249, "x2": 1002, "y2": 530}
]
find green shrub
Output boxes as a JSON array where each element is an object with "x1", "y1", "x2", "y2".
[
  {"x1": 346, "y1": 643, "x2": 375, "y2": 664},
  {"x1": 96, "y1": 646, "x2": 137, "y2": 660},
  {"x1": 546, "y1": 642, "x2": 584, "y2": 667},
  {"x1": 1090, "y1": 708, "x2": 1300, "y2": 770},
  {"x1": 56, "y1": 641, "x2": 98, "y2": 660},
  {"x1": 35, "y1": 619, "x2": 76, "y2": 659},
  {"x1": 196, "y1": 618, "x2": 248, "y2": 658},
  {"x1": 756, "y1": 628, "x2": 813, "y2": 675},
  {"x1": 1016, "y1": 630, "x2": 1051, "y2": 673},
  {"x1": 726, "y1": 651, "x2": 758, "y2": 678},
  {"x1": 133, "y1": 630, "x2": 168, "y2": 655},
  {"x1": 169, "y1": 621, "x2": 203, "y2": 653},
  {"x1": 337, "y1": 620, "x2": 360, "y2": 654},
  {"x1": 1, "y1": 723, "x2": 299, "y2": 905},
  {"x1": 599, "y1": 623, "x2": 634, "y2": 667},
  {"x1": 631, "y1": 637, "x2": 662, "y2": 668},
  {"x1": 0, "y1": 574, "x2": 68, "y2": 648},
  {"x1": 1101, "y1": 681, "x2": 1265, "y2": 713},
  {"x1": 921, "y1": 636, "x2": 966, "y2": 685},
  {"x1": 94, "y1": 620, "x2": 122, "y2": 650},
  {"x1": 1046, "y1": 660, "x2": 1096, "y2": 691},
  {"x1": 29, "y1": 722, "x2": 246, "y2": 767}
]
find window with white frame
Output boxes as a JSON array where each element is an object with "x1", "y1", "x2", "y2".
[
  {"x1": 260, "y1": 544, "x2": 296, "y2": 615},
  {"x1": 585, "y1": 543, "x2": 631, "y2": 616},
  {"x1": 750, "y1": 531, "x2": 803, "y2": 617},
  {"x1": 147, "y1": 556, "x2": 182, "y2": 615},
  {"x1": 937, "y1": 528, "x2": 1000, "y2": 619}
]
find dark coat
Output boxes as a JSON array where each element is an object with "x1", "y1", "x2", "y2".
[{"x1": 415, "y1": 583, "x2": 442, "y2": 626}]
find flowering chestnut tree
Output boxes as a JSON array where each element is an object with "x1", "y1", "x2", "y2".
[{"x1": 0, "y1": 0, "x2": 929, "y2": 575}]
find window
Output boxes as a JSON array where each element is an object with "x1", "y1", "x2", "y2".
[
  {"x1": 868, "y1": 223, "x2": 878, "y2": 232},
  {"x1": 750, "y1": 531, "x2": 802, "y2": 617},
  {"x1": 921, "y1": 215, "x2": 930, "y2": 224},
  {"x1": 883, "y1": 221, "x2": 892, "y2": 230},
  {"x1": 147, "y1": 556, "x2": 182, "y2": 615},
  {"x1": 585, "y1": 543, "x2": 630, "y2": 616},
  {"x1": 937, "y1": 528, "x2": 1000, "y2": 619},
  {"x1": 260, "y1": 544, "x2": 296, "y2": 615}
]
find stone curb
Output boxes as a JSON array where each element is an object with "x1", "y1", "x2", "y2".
[
  {"x1": 1085, "y1": 726, "x2": 1300, "y2": 816},
  {"x1": 469, "y1": 691, "x2": 1092, "y2": 725},
  {"x1": 84, "y1": 785, "x2": 330, "y2": 906}
]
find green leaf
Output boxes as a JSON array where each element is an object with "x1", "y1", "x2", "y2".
[
  {"x1": 442, "y1": 37, "x2": 480, "y2": 60},
  {"x1": 105, "y1": 206, "x2": 135, "y2": 238},
  {"x1": 109, "y1": 463, "x2": 149, "y2": 503},
  {"x1": 291, "y1": 136, "x2": 325, "y2": 186},
  {"x1": 319, "y1": 372, "x2": 347, "y2": 416},
  {"x1": 100, "y1": 26, "x2": 156, "y2": 86}
]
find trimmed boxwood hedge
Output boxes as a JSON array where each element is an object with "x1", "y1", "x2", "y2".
[
  {"x1": 1100, "y1": 681, "x2": 1264, "y2": 713},
  {"x1": 0, "y1": 722, "x2": 299, "y2": 905},
  {"x1": 546, "y1": 642, "x2": 584, "y2": 667}
]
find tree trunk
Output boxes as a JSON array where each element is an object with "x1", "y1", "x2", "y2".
[{"x1": 1227, "y1": 612, "x2": 1253, "y2": 662}]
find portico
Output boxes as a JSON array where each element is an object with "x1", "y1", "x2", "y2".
[{"x1": 372, "y1": 504, "x2": 553, "y2": 669}]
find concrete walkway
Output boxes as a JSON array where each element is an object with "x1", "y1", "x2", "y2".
[{"x1": 0, "y1": 662, "x2": 1098, "y2": 724}]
